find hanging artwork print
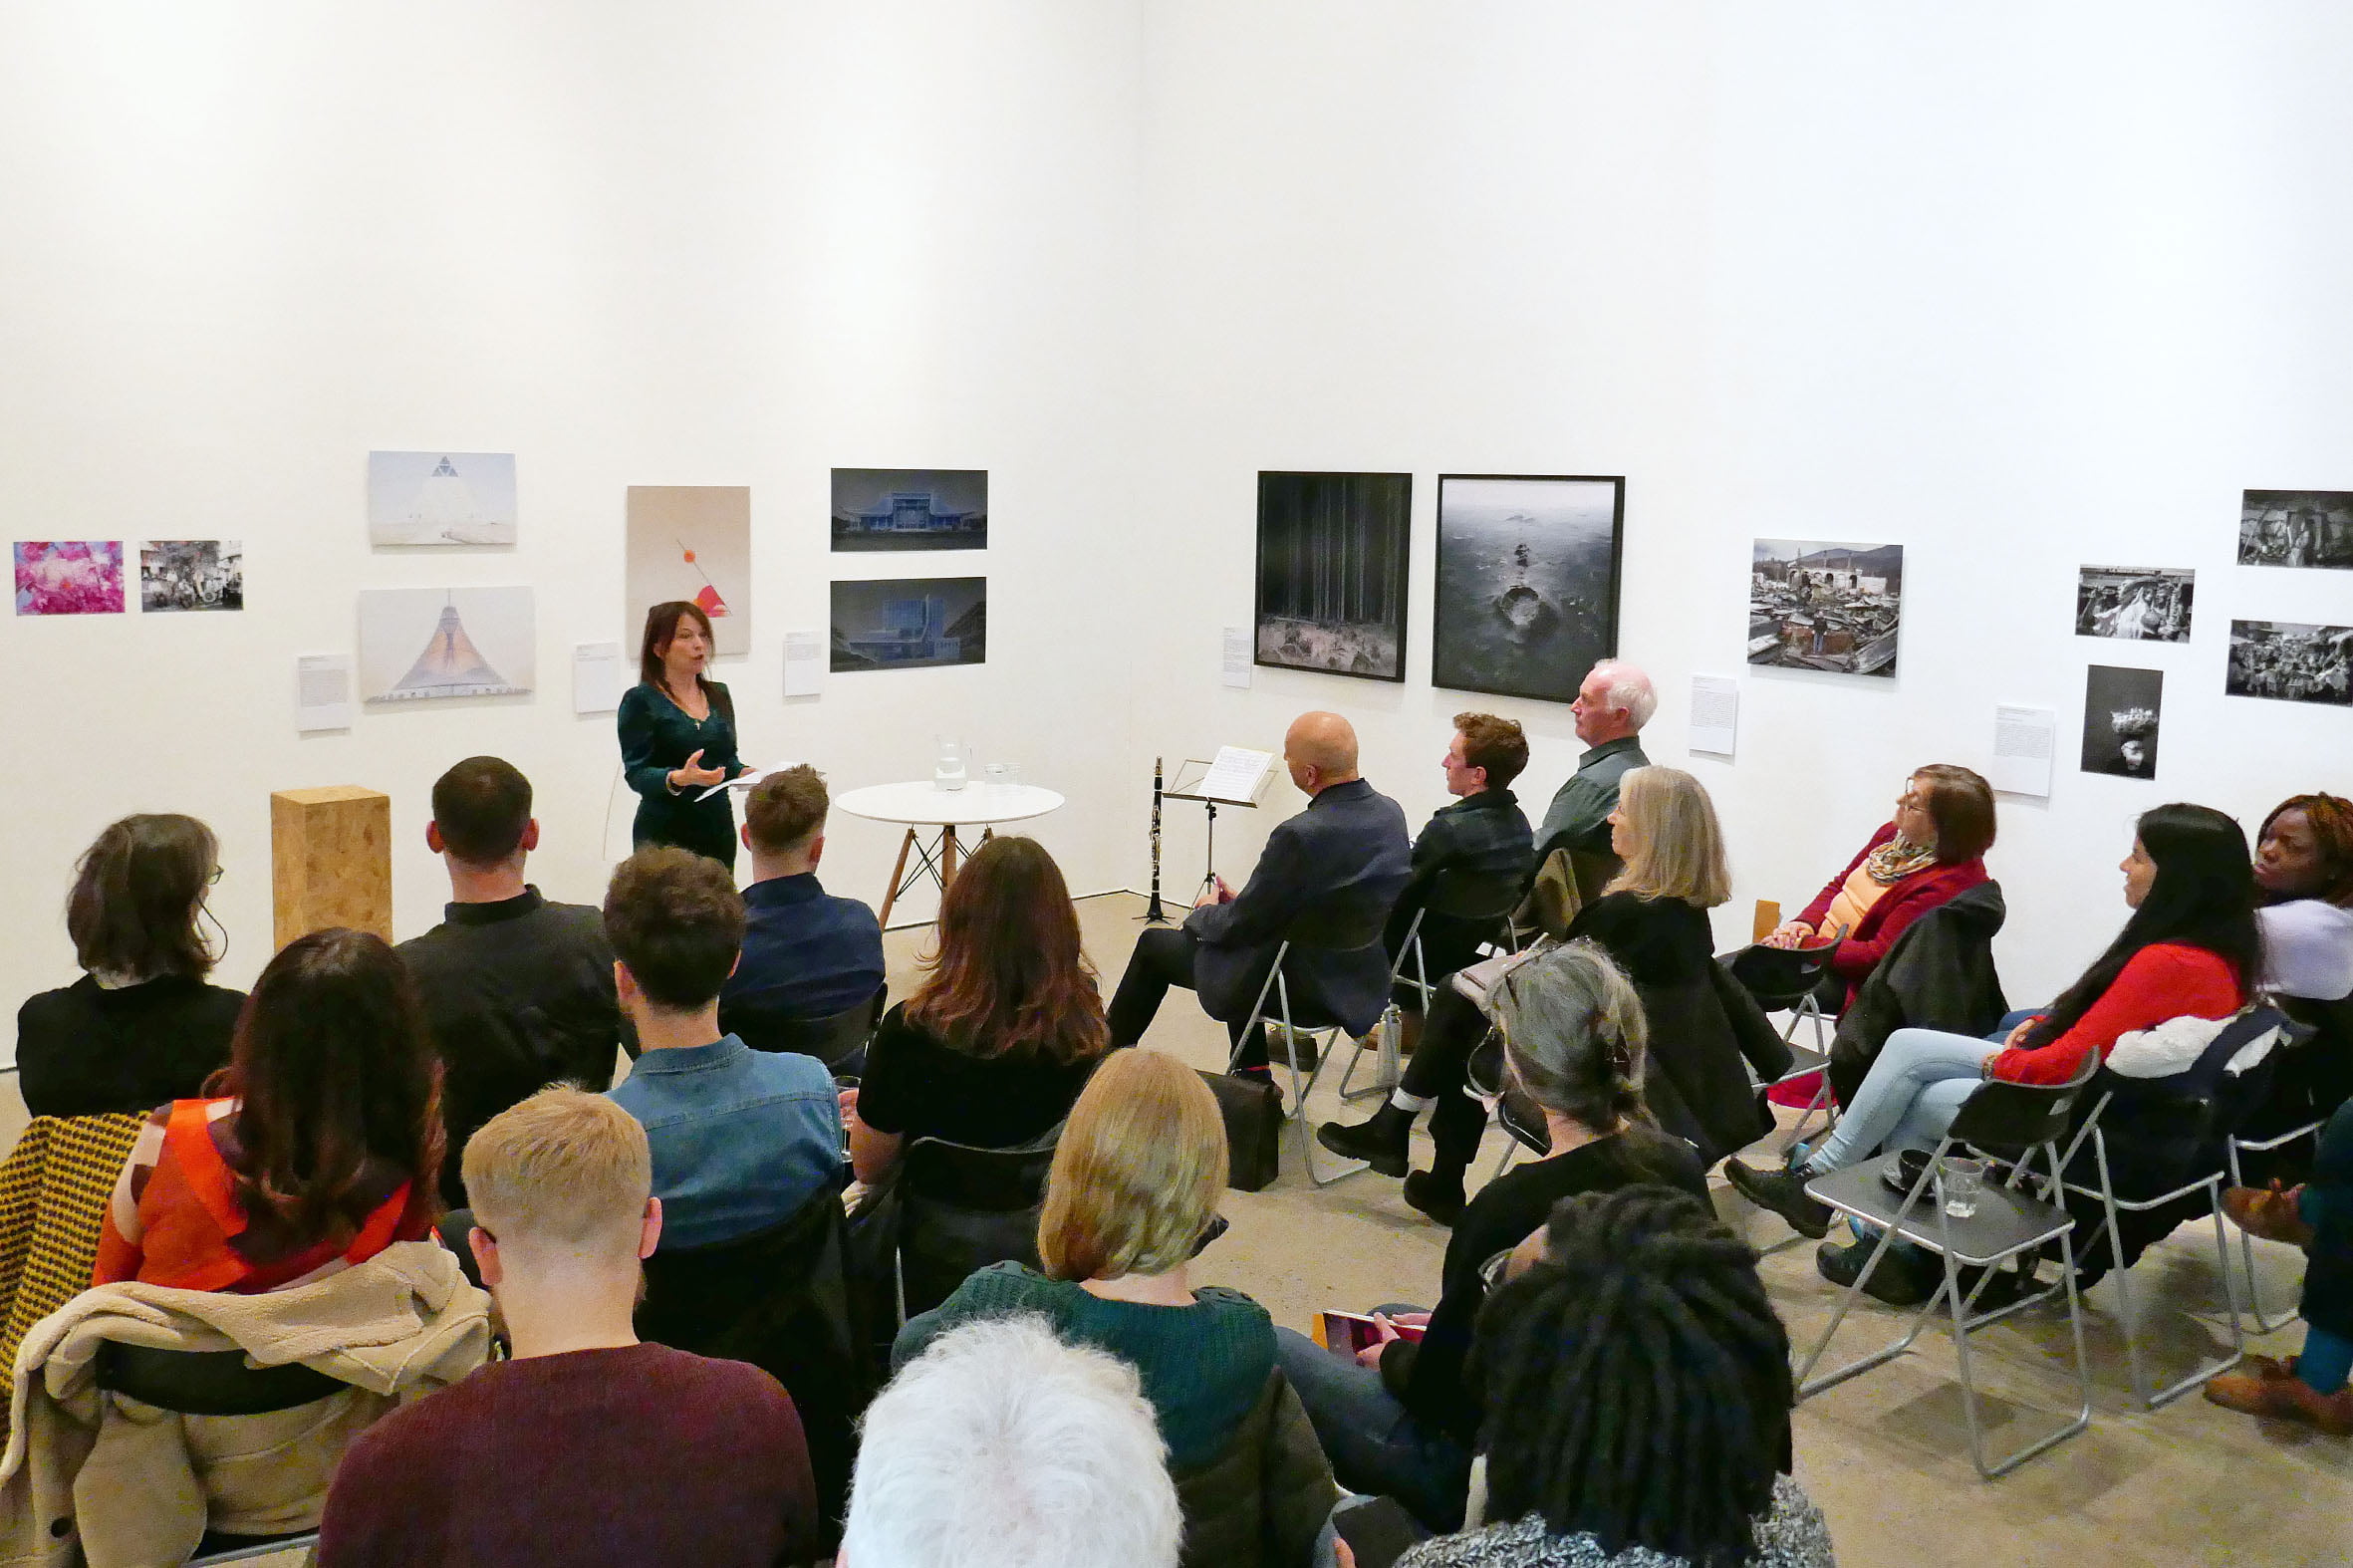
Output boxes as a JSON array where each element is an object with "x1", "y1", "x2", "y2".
[
  {"x1": 2080, "y1": 665, "x2": 2164, "y2": 778},
  {"x1": 627, "y1": 486, "x2": 751, "y2": 657},
  {"x1": 14, "y1": 541, "x2": 125, "y2": 616},
  {"x1": 1748, "y1": 540, "x2": 1903, "y2": 677},
  {"x1": 1254, "y1": 471, "x2": 1411, "y2": 682},
  {"x1": 1432, "y1": 475, "x2": 1624, "y2": 703},
  {"x1": 2226, "y1": 620, "x2": 2353, "y2": 706},
  {"x1": 2074, "y1": 565, "x2": 2192, "y2": 642},
  {"x1": 831, "y1": 468, "x2": 988, "y2": 552},
  {"x1": 367, "y1": 452, "x2": 518, "y2": 547},
  {"x1": 830, "y1": 577, "x2": 986, "y2": 671},
  {"x1": 139, "y1": 541, "x2": 243, "y2": 613},
  {"x1": 357, "y1": 587, "x2": 537, "y2": 704},
  {"x1": 2239, "y1": 490, "x2": 2353, "y2": 570}
]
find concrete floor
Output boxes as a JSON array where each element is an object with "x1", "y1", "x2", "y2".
[{"x1": 13, "y1": 890, "x2": 2346, "y2": 1565}]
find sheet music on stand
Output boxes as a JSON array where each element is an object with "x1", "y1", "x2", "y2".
[{"x1": 1174, "y1": 745, "x2": 1276, "y2": 806}]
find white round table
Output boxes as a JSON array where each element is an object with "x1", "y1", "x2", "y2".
[{"x1": 834, "y1": 781, "x2": 1066, "y2": 924}]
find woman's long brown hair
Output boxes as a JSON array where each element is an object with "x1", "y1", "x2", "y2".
[
  {"x1": 212, "y1": 928, "x2": 444, "y2": 1245},
  {"x1": 906, "y1": 836, "x2": 1108, "y2": 1064}
]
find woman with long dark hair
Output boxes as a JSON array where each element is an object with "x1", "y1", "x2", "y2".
[
  {"x1": 845, "y1": 837, "x2": 1108, "y2": 1183},
  {"x1": 94, "y1": 928, "x2": 443, "y2": 1292},
  {"x1": 1391, "y1": 1187, "x2": 1832, "y2": 1568},
  {"x1": 18, "y1": 814, "x2": 244, "y2": 1118},
  {"x1": 1730, "y1": 804, "x2": 2260, "y2": 1269},
  {"x1": 617, "y1": 601, "x2": 749, "y2": 872}
]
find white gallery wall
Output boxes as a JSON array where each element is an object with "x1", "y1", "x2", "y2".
[
  {"x1": 3, "y1": 2, "x2": 2350, "y2": 1029},
  {"x1": 0, "y1": 1, "x2": 1149, "y2": 1022},
  {"x1": 1131, "y1": 1, "x2": 2353, "y2": 1007}
]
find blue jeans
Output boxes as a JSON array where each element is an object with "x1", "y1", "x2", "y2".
[
  {"x1": 2299, "y1": 1326, "x2": 2353, "y2": 1394},
  {"x1": 1273, "y1": 1316, "x2": 1469, "y2": 1533},
  {"x1": 1808, "y1": 1026, "x2": 1993, "y2": 1174}
]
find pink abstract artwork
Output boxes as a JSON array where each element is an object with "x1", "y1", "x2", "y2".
[{"x1": 14, "y1": 541, "x2": 126, "y2": 616}]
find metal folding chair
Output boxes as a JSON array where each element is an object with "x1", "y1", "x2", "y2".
[
  {"x1": 1234, "y1": 902, "x2": 1397, "y2": 1187},
  {"x1": 2222, "y1": 1012, "x2": 2328, "y2": 1333},
  {"x1": 1795, "y1": 1055, "x2": 2099, "y2": 1479},
  {"x1": 1725, "y1": 943, "x2": 1841, "y2": 1154},
  {"x1": 1339, "y1": 867, "x2": 1523, "y2": 1105}
]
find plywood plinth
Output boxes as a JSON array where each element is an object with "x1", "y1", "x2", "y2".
[{"x1": 271, "y1": 786, "x2": 392, "y2": 948}]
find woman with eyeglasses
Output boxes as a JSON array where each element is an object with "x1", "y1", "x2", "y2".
[
  {"x1": 1274, "y1": 941, "x2": 1711, "y2": 1534},
  {"x1": 16, "y1": 815, "x2": 244, "y2": 1119},
  {"x1": 1760, "y1": 764, "x2": 1997, "y2": 1009}
]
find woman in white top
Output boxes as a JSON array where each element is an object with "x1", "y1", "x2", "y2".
[{"x1": 2255, "y1": 793, "x2": 2353, "y2": 1003}]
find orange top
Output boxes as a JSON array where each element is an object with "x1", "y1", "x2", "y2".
[{"x1": 94, "y1": 1097, "x2": 429, "y2": 1293}]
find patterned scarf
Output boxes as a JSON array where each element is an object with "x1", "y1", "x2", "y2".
[{"x1": 1863, "y1": 834, "x2": 1939, "y2": 885}]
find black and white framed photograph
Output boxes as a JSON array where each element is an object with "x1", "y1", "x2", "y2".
[
  {"x1": 138, "y1": 540, "x2": 242, "y2": 613},
  {"x1": 1254, "y1": 471, "x2": 1411, "y2": 681},
  {"x1": 2075, "y1": 565, "x2": 2192, "y2": 642},
  {"x1": 2239, "y1": 490, "x2": 2353, "y2": 570},
  {"x1": 830, "y1": 577, "x2": 986, "y2": 671},
  {"x1": 1431, "y1": 475, "x2": 1623, "y2": 703},
  {"x1": 831, "y1": 468, "x2": 988, "y2": 552},
  {"x1": 2226, "y1": 620, "x2": 2353, "y2": 705},
  {"x1": 2081, "y1": 665, "x2": 2164, "y2": 778},
  {"x1": 1748, "y1": 540, "x2": 1903, "y2": 677}
]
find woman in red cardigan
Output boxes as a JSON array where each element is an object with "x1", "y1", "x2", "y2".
[
  {"x1": 1730, "y1": 803, "x2": 2261, "y2": 1258},
  {"x1": 1764, "y1": 763, "x2": 1997, "y2": 1007}
]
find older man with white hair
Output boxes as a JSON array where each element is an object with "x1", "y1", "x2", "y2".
[
  {"x1": 839, "y1": 1316, "x2": 1181, "y2": 1568},
  {"x1": 1532, "y1": 659, "x2": 1656, "y2": 870}
]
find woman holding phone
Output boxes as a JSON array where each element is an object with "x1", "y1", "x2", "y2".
[{"x1": 617, "y1": 601, "x2": 749, "y2": 872}]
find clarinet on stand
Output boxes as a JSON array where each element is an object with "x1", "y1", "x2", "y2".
[{"x1": 1141, "y1": 755, "x2": 1170, "y2": 923}]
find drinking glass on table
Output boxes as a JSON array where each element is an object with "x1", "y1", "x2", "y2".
[{"x1": 1937, "y1": 1156, "x2": 1984, "y2": 1219}]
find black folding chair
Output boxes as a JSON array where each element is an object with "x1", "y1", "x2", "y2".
[
  {"x1": 895, "y1": 1122, "x2": 1065, "y2": 1322},
  {"x1": 1464, "y1": 1026, "x2": 1550, "y2": 1181},
  {"x1": 1342, "y1": 868, "x2": 1525, "y2": 1104},
  {"x1": 95, "y1": 1342, "x2": 349, "y2": 1563},
  {"x1": 723, "y1": 984, "x2": 886, "y2": 1073},
  {"x1": 1794, "y1": 1054, "x2": 2099, "y2": 1479},
  {"x1": 1726, "y1": 942, "x2": 1840, "y2": 1154},
  {"x1": 2227, "y1": 1003, "x2": 2338, "y2": 1333},
  {"x1": 1234, "y1": 903, "x2": 1396, "y2": 1186}
]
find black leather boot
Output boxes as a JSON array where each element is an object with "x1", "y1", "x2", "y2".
[{"x1": 1317, "y1": 1102, "x2": 1414, "y2": 1176}]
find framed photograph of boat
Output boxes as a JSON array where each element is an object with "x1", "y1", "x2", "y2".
[
  {"x1": 1748, "y1": 540, "x2": 1904, "y2": 677},
  {"x1": 1431, "y1": 475, "x2": 1625, "y2": 703},
  {"x1": 1255, "y1": 471, "x2": 1413, "y2": 681}
]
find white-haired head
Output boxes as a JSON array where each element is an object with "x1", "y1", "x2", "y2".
[
  {"x1": 840, "y1": 1316, "x2": 1180, "y2": 1568},
  {"x1": 1575, "y1": 660, "x2": 1656, "y2": 743}
]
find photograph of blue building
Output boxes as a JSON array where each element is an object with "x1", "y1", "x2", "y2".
[
  {"x1": 831, "y1": 468, "x2": 988, "y2": 551},
  {"x1": 830, "y1": 576, "x2": 986, "y2": 670}
]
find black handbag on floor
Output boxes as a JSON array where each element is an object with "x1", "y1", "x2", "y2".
[{"x1": 1198, "y1": 1070, "x2": 1282, "y2": 1191}]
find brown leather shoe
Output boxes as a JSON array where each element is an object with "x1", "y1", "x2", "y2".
[
  {"x1": 2205, "y1": 1365, "x2": 2353, "y2": 1436},
  {"x1": 2222, "y1": 1182, "x2": 2315, "y2": 1248}
]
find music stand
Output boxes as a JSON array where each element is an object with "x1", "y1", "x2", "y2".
[{"x1": 1166, "y1": 757, "x2": 1274, "y2": 906}]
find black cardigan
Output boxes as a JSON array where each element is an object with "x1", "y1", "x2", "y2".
[{"x1": 16, "y1": 973, "x2": 243, "y2": 1119}]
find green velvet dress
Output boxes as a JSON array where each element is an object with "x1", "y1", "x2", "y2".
[{"x1": 617, "y1": 680, "x2": 746, "y2": 871}]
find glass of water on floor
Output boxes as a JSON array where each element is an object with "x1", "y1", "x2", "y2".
[{"x1": 1937, "y1": 1156, "x2": 1984, "y2": 1219}]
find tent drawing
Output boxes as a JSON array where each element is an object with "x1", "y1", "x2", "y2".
[{"x1": 370, "y1": 598, "x2": 525, "y2": 702}]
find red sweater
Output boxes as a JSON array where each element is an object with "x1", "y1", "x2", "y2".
[
  {"x1": 1797, "y1": 822, "x2": 1990, "y2": 990},
  {"x1": 1988, "y1": 943, "x2": 2244, "y2": 1086}
]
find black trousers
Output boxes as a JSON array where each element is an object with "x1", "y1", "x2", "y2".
[
  {"x1": 1403, "y1": 987, "x2": 1495, "y2": 1181},
  {"x1": 1109, "y1": 926, "x2": 1269, "y2": 1070}
]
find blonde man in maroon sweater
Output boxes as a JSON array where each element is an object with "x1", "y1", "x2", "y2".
[{"x1": 317, "y1": 1089, "x2": 819, "y2": 1567}]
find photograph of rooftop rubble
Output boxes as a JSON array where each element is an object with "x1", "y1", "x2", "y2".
[{"x1": 1748, "y1": 539, "x2": 1903, "y2": 677}]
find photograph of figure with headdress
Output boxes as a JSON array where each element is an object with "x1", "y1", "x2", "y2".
[
  {"x1": 2075, "y1": 565, "x2": 2192, "y2": 642},
  {"x1": 2081, "y1": 665, "x2": 2163, "y2": 778}
]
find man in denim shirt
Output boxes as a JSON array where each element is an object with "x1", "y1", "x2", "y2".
[{"x1": 605, "y1": 847, "x2": 843, "y2": 1250}]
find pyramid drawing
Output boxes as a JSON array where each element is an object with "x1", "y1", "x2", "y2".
[
  {"x1": 368, "y1": 451, "x2": 518, "y2": 546},
  {"x1": 373, "y1": 600, "x2": 523, "y2": 702}
]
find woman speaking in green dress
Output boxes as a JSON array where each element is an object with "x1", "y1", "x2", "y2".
[{"x1": 617, "y1": 602, "x2": 749, "y2": 872}]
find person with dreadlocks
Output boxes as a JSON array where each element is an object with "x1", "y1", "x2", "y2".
[
  {"x1": 1389, "y1": 1185, "x2": 1833, "y2": 1568},
  {"x1": 2251, "y1": 792, "x2": 2353, "y2": 1006},
  {"x1": 1275, "y1": 941, "x2": 1711, "y2": 1533}
]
